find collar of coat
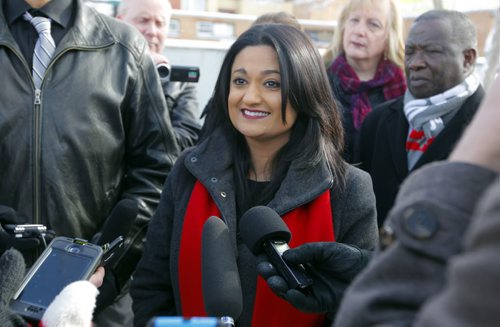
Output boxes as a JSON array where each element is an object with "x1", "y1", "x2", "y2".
[{"x1": 184, "y1": 128, "x2": 335, "y2": 216}]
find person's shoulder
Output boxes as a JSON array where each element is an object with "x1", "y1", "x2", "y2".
[
  {"x1": 330, "y1": 164, "x2": 374, "y2": 207},
  {"x1": 89, "y1": 9, "x2": 148, "y2": 58},
  {"x1": 165, "y1": 146, "x2": 196, "y2": 181},
  {"x1": 364, "y1": 96, "x2": 403, "y2": 126},
  {"x1": 374, "y1": 96, "x2": 403, "y2": 112},
  {"x1": 344, "y1": 164, "x2": 372, "y2": 188},
  {"x1": 468, "y1": 84, "x2": 486, "y2": 106}
]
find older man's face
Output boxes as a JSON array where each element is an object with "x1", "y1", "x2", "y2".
[
  {"x1": 404, "y1": 19, "x2": 469, "y2": 99},
  {"x1": 119, "y1": 0, "x2": 171, "y2": 54}
]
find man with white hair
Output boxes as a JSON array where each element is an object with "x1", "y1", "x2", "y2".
[{"x1": 118, "y1": 0, "x2": 201, "y2": 150}]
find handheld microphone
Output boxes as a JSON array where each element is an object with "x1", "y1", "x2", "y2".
[
  {"x1": 239, "y1": 206, "x2": 313, "y2": 290},
  {"x1": 95, "y1": 198, "x2": 138, "y2": 269},
  {"x1": 96, "y1": 198, "x2": 139, "y2": 246},
  {"x1": 202, "y1": 216, "x2": 243, "y2": 326}
]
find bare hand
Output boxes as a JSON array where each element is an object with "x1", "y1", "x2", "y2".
[
  {"x1": 89, "y1": 266, "x2": 105, "y2": 288},
  {"x1": 150, "y1": 52, "x2": 169, "y2": 66}
]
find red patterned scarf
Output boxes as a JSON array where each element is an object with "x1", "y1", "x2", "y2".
[
  {"x1": 329, "y1": 55, "x2": 406, "y2": 130},
  {"x1": 178, "y1": 181, "x2": 335, "y2": 326}
]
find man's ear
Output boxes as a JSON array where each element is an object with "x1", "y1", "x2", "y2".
[{"x1": 463, "y1": 48, "x2": 477, "y2": 74}]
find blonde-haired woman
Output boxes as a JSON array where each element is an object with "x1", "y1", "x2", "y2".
[{"x1": 324, "y1": 0, "x2": 406, "y2": 163}]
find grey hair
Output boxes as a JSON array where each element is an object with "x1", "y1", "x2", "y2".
[{"x1": 414, "y1": 9, "x2": 477, "y2": 49}]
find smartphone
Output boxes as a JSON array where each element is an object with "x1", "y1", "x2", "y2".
[{"x1": 10, "y1": 237, "x2": 103, "y2": 322}]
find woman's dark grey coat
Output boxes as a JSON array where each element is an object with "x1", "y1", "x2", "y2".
[{"x1": 131, "y1": 130, "x2": 378, "y2": 326}]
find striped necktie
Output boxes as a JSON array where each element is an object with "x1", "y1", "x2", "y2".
[{"x1": 23, "y1": 12, "x2": 56, "y2": 89}]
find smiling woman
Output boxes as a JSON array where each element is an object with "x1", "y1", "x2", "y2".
[
  {"x1": 131, "y1": 23, "x2": 379, "y2": 327},
  {"x1": 228, "y1": 45, "x2": 298, "y2": 181}
]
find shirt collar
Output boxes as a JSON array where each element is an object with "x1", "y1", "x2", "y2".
[{"x1": 5, "y1": 0, "x2": 73, "y2": 28}]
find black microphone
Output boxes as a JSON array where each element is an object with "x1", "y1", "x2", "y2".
[
  {"x1": 94, "y1": 198, "x2": 139, "y2": 270},
  {"x1": 239, "y1": 206, "x2": 313, "y2": 290},
  {"x1": 96, "y1": 198, "x2": 138, "y2": 246},
  {"x1": 202, "y1": 216, "x2": 243, "y2": 326}
]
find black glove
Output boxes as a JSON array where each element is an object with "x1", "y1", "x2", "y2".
[
  {"x1": 0, "y1": 206, "x2": 40, "y2": 255},
  {"x1": 256, "y1": 242, "x2": 371, "y2": 313},
  {"x1": 0, "y1": 249, "x2": 28, "y2": 327}
]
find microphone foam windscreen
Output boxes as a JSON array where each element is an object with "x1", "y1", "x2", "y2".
[
  {"x1": 97, "y1": 198, "x2": 139, "y2": 245},
  {"x1": 0, "y1": 249, "x2": 25, "y2": 306},
  {"x1": 239, "y1": 206, "x2": 291, "y2": 254},
  {"x1": 202, "y1": 216, "x2": 243, "y2": 320}
]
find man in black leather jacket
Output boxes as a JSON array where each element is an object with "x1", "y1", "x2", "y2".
[
  {"x1": 0, "y1": 0, "x2": 178, "y2": 324},
  {"x1": 118, "y1": 0, "x2": 201, "y2": 150}
]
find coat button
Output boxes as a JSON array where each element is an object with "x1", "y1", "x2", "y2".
[{"x1": 403, "y1": 208, "x2": 439, "y2": 240}]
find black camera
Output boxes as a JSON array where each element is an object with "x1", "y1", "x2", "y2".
[{"x1": 157, "y1": 64, "x2": 200, "y2": 83}]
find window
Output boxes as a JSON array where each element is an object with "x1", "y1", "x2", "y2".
[
  {"x1": 196, "y1": 21, "x2": 234, "y2": 39},
  {"x1": 181, "y1": 0, "x2": 205, "y2": 11},
  {"x1": 169, "y1": 19, "x2": 180, "y2": 37}
]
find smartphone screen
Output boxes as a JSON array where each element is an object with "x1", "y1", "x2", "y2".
[{"x1": 16, "y1": 247, "x2": 95, "y2": 307}]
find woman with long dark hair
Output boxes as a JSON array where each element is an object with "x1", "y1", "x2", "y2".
[{"x1": 131, "y1": 24, "x2": 377, "y2": 326}]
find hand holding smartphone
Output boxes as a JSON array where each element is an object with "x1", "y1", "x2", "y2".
[{"x1": 10, "y1": 237, "x2": 104, "y2": 322}]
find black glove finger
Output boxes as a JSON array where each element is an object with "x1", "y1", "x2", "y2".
[
  {"x1": 255, "y1": 253, "x2": 270, "y2": 265},
  {"x1": 282, "y1": 242, "x2": 331, "y2": 265},
  {"x1": 266, "y1": 275, "x2": 289, "y2": 296},
  {"x1": 282, "y1": 242, "x2": 348, "y2": 264},
  {"x1": 256, "y1": 260, "x2": 277, "y2": 279},
  {"x1": 284, "y1": 242, "x2": 366, "y2": 278},
  {"x1": 283, "y1": 289, "x2": 321, "y2": 313}
]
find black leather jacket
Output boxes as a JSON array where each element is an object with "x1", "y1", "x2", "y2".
[{"x1": 0, "y1": 0, "x2": 178, "y2": 277}]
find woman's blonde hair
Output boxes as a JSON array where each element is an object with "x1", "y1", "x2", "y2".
[{"x1": 323, "y1": 0, "x2": 404, "y2": 69}]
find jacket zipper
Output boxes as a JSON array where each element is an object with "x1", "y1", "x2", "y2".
[
  {"x1": 33, "y1": 89, "x2": 42, "y2": 224},
  {"x1": 1, "y1": 42, "x2": 114, "y2": 224}
]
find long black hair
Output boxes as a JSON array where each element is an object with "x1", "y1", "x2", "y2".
[{"x1": 202, "y1": 24, "x2": 346, "y2": 212}]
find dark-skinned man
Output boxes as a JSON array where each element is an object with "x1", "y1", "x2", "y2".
[{"x1": 359, "y1": 9, "x2": 483, "y2": 226}]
